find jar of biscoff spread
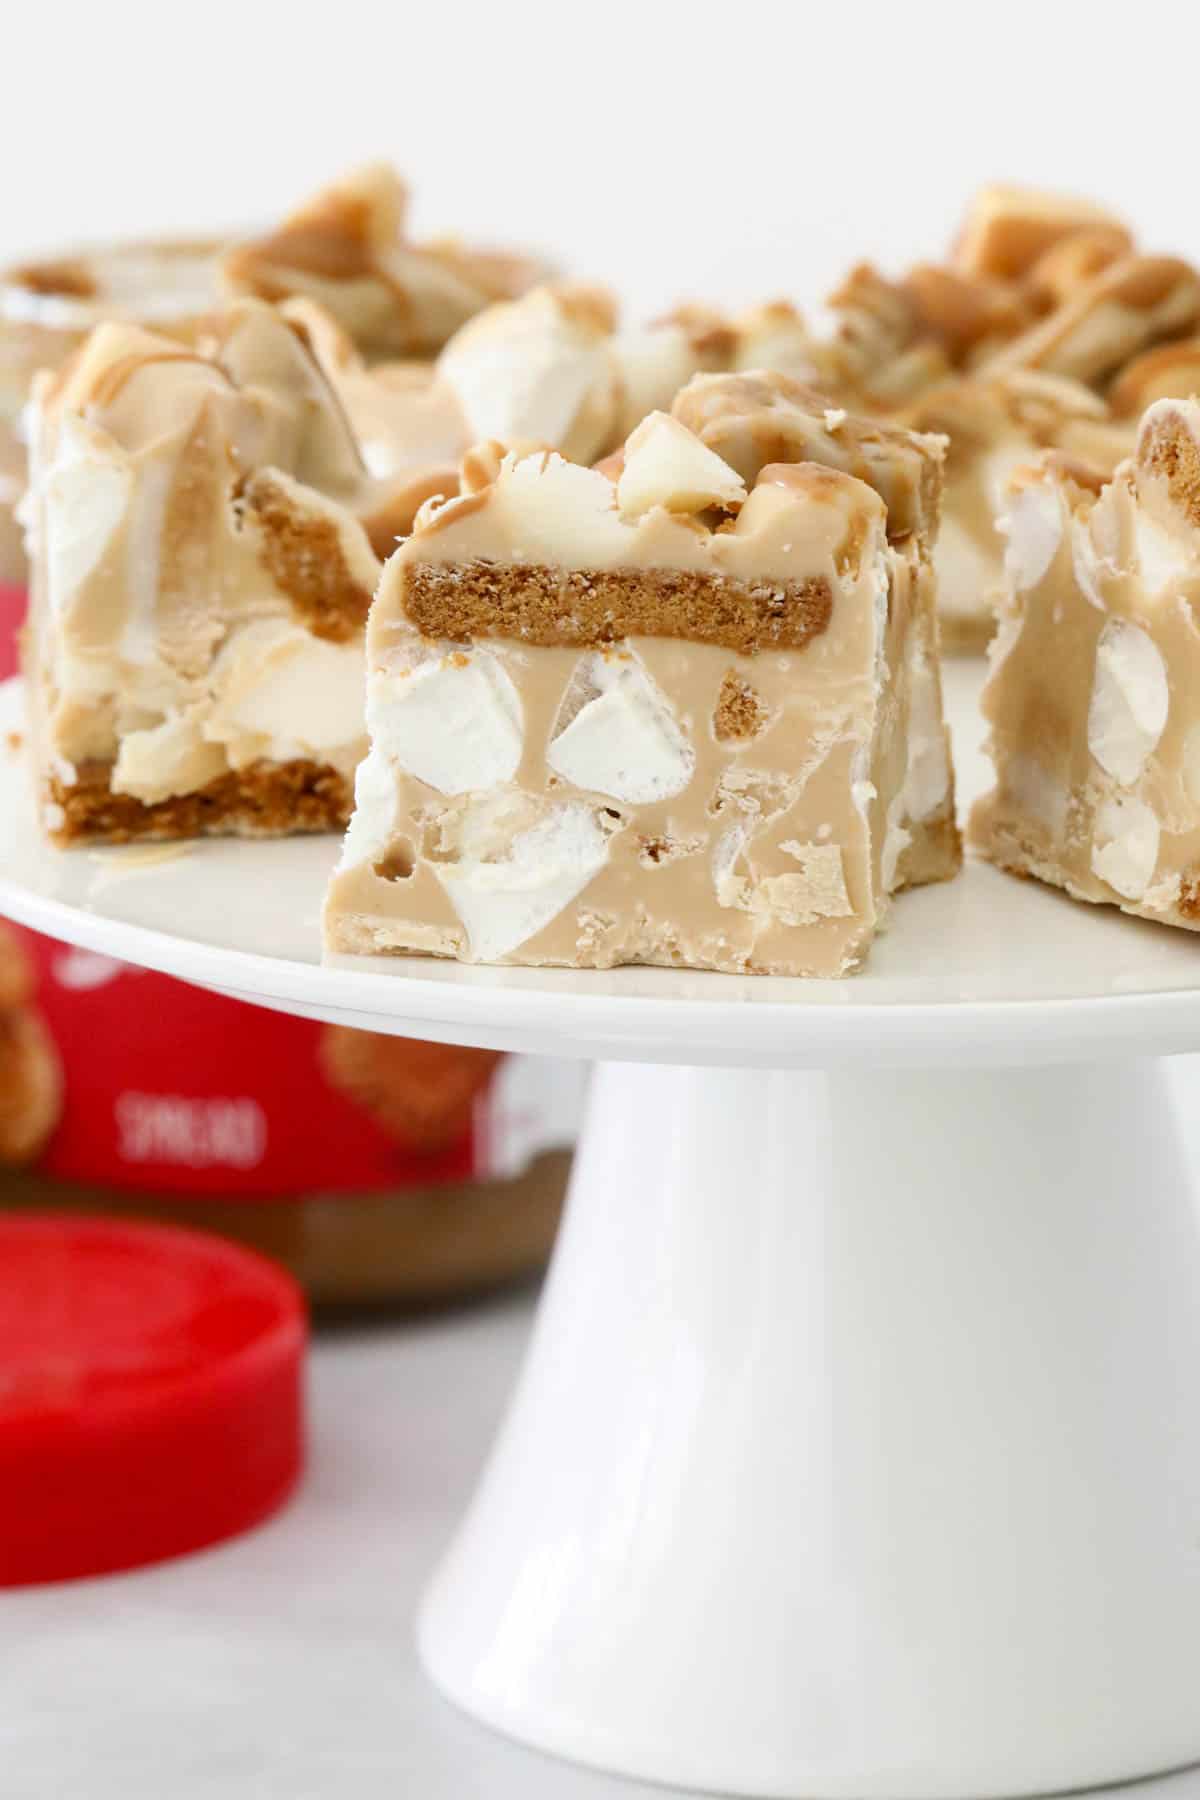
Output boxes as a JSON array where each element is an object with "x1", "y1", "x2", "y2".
[{"x1": 0, "y1": 922, "x2": 576, "y2": 1305}]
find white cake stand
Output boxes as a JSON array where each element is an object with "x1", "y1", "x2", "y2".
[{"x1": 4, "y1": 666, "x2": 1200, "y2": 1798}]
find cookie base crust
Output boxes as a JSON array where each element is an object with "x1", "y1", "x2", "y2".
[{"x1": 47, "y1": 757, "x2": 352, "y2": 846}]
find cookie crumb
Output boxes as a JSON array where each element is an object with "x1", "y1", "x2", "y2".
[{"x1": 713, "y1": 671, "x2": 769, "y2": 741}]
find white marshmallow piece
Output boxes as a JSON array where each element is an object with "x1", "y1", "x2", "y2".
[
  {"x1": 111, "y1": 712, "x2": 227, "y2": 803},
  {"x1": 547, "y1": 652, "x2": 694, "y2": 803},
  {"x1": 370, "y1": 649, "x2": 522, "y2": 795},
  {"x1": 1086, "y1": 620, "x2": 1169, "y2": 786},
  {"x1": 204, "y1": 620, "x2": 367, "y2": 765},
  {"x1": 436, "y1": 802, "x2": 612, "y2": 962},
  {"x1": 616, "y1": 413, "x2": 747, "y2": 521},
  {"x1": 439, "y1": 291, "x2": 615, "y2": 464},
  {"x1": 1133, "y1": 510, "x2": 1197, "y2": 597},
  {"x1": 611, "y1": 325, "x2": 703, "y2": 440},
  {"x1": 1091, "y1": 793, "x2": 1160, "y2": 900},
  {"x1": 338, "y1": 747, "x2": 406, "y2": 871},
  {"x1": 1006, "y1": 753, "x2": 1068, "y2": 839},
  {"x1": 495, "y1": 454, "x2": 631, "y2": 566},
  {"x1": 1001, "y1": 481, "x2": 1063, "y2": 593}
]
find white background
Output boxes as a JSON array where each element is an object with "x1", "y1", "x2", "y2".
[{"x1": 4, "y1": 0, "x2": 1199, "y2": 319}]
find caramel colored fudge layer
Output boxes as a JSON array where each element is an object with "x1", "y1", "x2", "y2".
[
  {"x1": 325, "y1": 377, "x2": 960, "y2": 977},
  {"x1": 971, "y1": 399, "x2": 1200, "y2": 930},
  {"x1": 24, "y1": 302, "x2": 380, "y2": 845}
]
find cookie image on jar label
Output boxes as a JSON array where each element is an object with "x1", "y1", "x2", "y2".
[
  {"x1": 0, "y1": 922, "x2": 63, "y2": 1166},
  {"x1": 318, "y1": 1030, "x2": 503, "y2": 1153}
]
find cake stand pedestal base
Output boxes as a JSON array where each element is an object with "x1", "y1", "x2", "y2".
[{"x1": 419, "y1": 1058, "x2": 1200, "y2": 1798}]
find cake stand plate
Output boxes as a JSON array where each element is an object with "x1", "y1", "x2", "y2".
[{"x1": 4, "y1": 666, "x2": 1200, "y2": 1798}]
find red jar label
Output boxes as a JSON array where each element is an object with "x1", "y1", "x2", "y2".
[{"x1": 3, "y1": 925, "x2": 583, "y2": 1196}]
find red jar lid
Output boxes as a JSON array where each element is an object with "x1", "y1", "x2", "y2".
[{"x1": 0, "y1": 1216, "x2": 306, "y2": 1586}]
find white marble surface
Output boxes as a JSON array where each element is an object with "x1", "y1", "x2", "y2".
[{"x1": 4, "y1": 1199, "x2": 1200, "y2": 1800}]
